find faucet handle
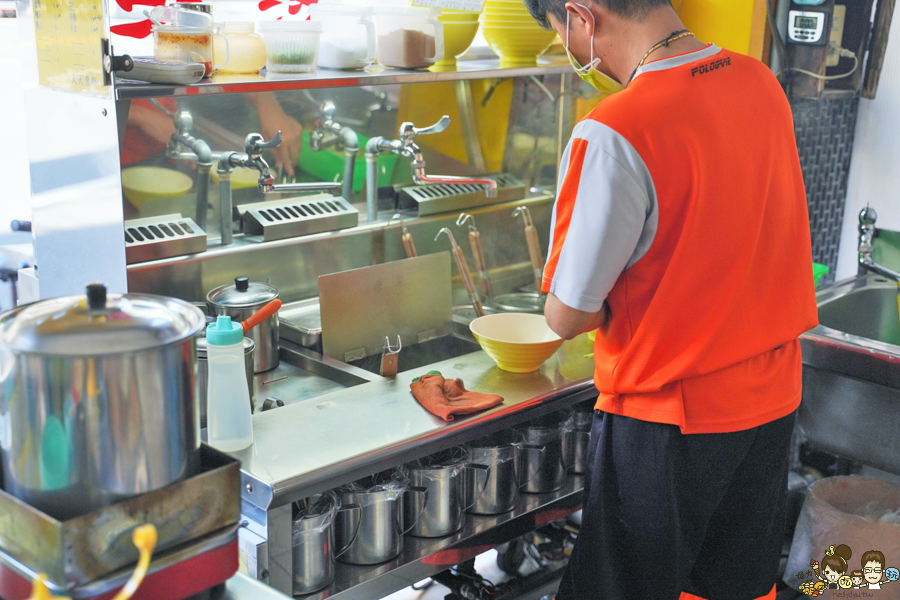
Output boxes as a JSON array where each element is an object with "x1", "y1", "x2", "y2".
[
  {"x1": 859, "y1": 206, "x2": 878, "y2": 226},
  {"x1": 413, "y1": 115, "x2": 450, "y2": 137},
  {"x1": 245, "y1": 131, "x2": 282, "y2": 156}
]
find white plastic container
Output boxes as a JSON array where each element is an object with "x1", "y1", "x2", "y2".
[
  {"x1": 214, "y1": 21, "x2": 267, "y2": 74},
  {"x1": 258, "y1": 20, "x2": 322, "y2": 73},
  {"x1": 206, "y1": 315, "x2": 254, "y2": 452},
  {"x1": 308, "y1": 4, "x2": 376, "y2": 70},
  {"x1": 373, "y1": 6, "x2": 444, "y2": 69}
]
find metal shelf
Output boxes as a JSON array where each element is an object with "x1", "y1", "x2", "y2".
[
  {"x1": 114, "y1": 57, "x2": 571, "y2": 100},
  {"x1": 301, "y1": 476, "x2": 584, "y2": 600}
]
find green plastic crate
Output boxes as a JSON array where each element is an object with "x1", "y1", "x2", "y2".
[
  {"x1": 813, "y1": 262, "x2": 829, "y2": 287},
  {"x1": 297, "y1": 131, "x2": 400, "y2": 196}
]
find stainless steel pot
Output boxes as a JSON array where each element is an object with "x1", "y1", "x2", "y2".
[
  {"x1": 0, "y1": 283, "x2": 205, "y2": 520},
  {"x1": 465, "y1": 429, "x2": 544, "y2": 514},
  {"x1": 405, "y1": 447, "x2": 488, "y2": 538},
  {"x1": 291, "y1": 491, "x2": 360, "y2": 595},
  {"x1": 564, "y1": 407, "x2": 593, "y2": 474},
  {"x1": 518, "y1": 413, "x2": 568, "y2": 494},
  {"x1": 196, "y1": 334, "x2": 255, "y2": 427},
  {"x1": 207, "y1": 276, "x2": 279, "y2": 373},
  {"x1": 334, "y1": 468, "x2": 426, "y2": 565}
]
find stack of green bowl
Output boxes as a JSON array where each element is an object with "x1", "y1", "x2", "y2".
[{"x1": 481, "y1": 0, "x2": 557, "y2": 67}]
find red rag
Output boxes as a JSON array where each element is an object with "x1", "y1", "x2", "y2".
[{"x1": 410, "y1": 373, "x2": 504, "y2": 422}]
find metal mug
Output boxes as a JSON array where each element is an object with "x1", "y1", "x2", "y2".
[
  {"x1": 196, "y1": 334, "x2": 255, "y2": 427},
  {"x1": 291, "y1": 491, "x2": 360, "y2": 595},
  {"x1": 518, "y1": 413, "x2": 568, "y2": 494},
  {"x1": 405, "y1": 447, "x2": 489, "y2": 538},
  {"x1": 465, "y1": 429, "x2": 544, "y2": 514},
  {"x1": 207, "y1": 276, "x2": 279, "y2": 373},
  {"x1": 563, "y1": 407, "x2": 593, "y2": 474},
  {"x1": 334, "y1": 468, "x2": 427, "y2": 565}
]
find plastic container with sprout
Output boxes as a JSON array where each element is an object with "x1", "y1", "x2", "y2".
[{"x1": 258, "y1": 20, "x2": 322, "y2": 73}]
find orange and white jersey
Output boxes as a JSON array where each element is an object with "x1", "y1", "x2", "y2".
[{"x1": 542, "y1": 44, "x2": 819, "y2": 434}]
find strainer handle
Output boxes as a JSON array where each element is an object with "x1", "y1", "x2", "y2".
[
  {"x1": 399, "y1": 486, "x2": 428, "y2": 536},
  {"x1": 462, "y1": 463, "x2": 491, "y2": 512},
  {"x1": 333, "y1": 503, "x2": 361, "y2": 559}
]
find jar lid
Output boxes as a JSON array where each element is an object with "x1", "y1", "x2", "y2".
[
  {"x1": 257, "y1": 20, "x2": 323, "y2": 32},
  {"x1": 0, "y1": 283, "x2": 205, "y2": 356},
  {"x1": 374, "y1": 5, "x2": 440, "y2": 16},
  {"x1": 207, "y1": 276, "x2": 279, "y2": 308},
  {"x1": 308, "y1": 4, "x2": 374, "y2": 17},
  {"x1": 221, "y1": 20, "x2": 254, "y2": 33}
]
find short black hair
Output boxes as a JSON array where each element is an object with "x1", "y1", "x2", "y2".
[{"x1": 523, "y1": 0, "x2": 672, "y2": 28}]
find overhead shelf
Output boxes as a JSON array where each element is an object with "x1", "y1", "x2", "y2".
[{"x1": 114, "y1": 57, "x2": 572, "y2": 100}]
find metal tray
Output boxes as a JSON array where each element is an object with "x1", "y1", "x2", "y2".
[
  {"x1": 0, "y1": 445, "x2": 240, "y2": 589},
  {"x1": 279, "y1": 298, "x2": 323, "y2": 352}
]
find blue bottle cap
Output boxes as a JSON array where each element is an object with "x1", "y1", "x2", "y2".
[{"x1": 206, "y1": 315, "x2": 243, "y2": 346}]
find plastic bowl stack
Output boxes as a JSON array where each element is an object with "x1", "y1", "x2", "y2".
[
  {"x1": 481, "y1": 0, "x2": 557, "y2": 67},
  {"x1": 433, "y1": 8, "x2": 481, "y2": 71}
]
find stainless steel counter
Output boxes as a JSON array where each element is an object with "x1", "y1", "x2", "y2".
[
  {"x1": 233, "y1": 334, "x2": 596, "y2": 509},
  {"x1": 232, "y1": 336, "x2": 596, "y2": 595}
]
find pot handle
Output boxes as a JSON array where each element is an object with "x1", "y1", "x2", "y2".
[
  {"x1": 399, "y1": 486, "x2": 428, "y2": 536},
  {"x1": 462, "y1": 463, "x2": 491, "y2": 512},
  {"x1": 333, "y1": 503, "x2": 361, "y2": 559},
  {"x1": 563, "y1": 430, "x2": 591, "y2": 471},
  {"x1": 516, "y1": 444, "x2": 546, "y2": 489}
]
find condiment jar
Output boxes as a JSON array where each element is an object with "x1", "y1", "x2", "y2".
[
  {"x1": 308, "y1": 4, "x2": 376, "y2": 70},
  {"x1": 214, "y1": 21, "x2": 267, "y2": 74},
  {"x1": 373, "y1": 6, "x2": 444, "y2": 69}
]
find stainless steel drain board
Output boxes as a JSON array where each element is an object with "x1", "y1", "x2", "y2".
[
  {"x1": 238, "y1": 194, "x2": 359, "y2": 242},
  {"x1": 398, "y1": 173, "x2": 527, "y2": 216},
  {"x1": 124, "y1": 213, "x2": 206, "y2": 264}
]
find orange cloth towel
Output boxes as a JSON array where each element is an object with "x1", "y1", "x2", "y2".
[{"x1": 410, "y1": 371, "x2": 504, "y2": 422}]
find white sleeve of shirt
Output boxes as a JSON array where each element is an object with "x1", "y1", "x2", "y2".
[{"x1": 543, "y1": 119, "x2": 658, "y2": 313}]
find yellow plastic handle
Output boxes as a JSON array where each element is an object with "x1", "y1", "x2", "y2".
[
  {"x1": 111, "y1": 524, "x2": 158, "y2": 600},
  {"x1": 26, "y1": 575, "x2": 70, "y2": 600},
  {"x1": 27, "y1": 524, "x2": 157, "y2": 600}
]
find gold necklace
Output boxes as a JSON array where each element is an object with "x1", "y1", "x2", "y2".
[{"x1": 627, "y1": 29, "x2": 695, "y2": 85}]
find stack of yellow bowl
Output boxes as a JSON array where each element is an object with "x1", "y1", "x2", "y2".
[
  {"x1": 433, "y1": 8, "x2": 481, "y2": 71},
  {"x1": 481, "y1": 0, "x2": 557, "y2": 67}
]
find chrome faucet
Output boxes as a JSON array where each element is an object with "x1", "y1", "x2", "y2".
[
  {"x1": 162, "y1": 108, "x2": 216, "y2": 233},
  {"x1": 858, "y1": 206, "x2": 900, "y2": 281},
  {"x1": 364, "y1": 116, "x2": 499, "y2": 223},
  {"x1": 310, "y1": 101, "x2": 359, "y2": 202},
  {"x1": 216, "y1": 131, "x2": 342, "y2": 246}
]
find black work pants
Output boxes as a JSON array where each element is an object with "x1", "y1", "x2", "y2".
[{"x1": 556, "y1": 410, "x2": 795, "y2": 600}]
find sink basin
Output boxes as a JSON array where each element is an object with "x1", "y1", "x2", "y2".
[
  {"x1": 800, "y1": 274, "x2": 900, "y2": 474},
  {"x1": 348, "y1": 334, "x2": 482, "y2": 376}
]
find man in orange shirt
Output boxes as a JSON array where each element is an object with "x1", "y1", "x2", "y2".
[{"x1": 524, "y1": 1, "x2": 819, "y2": 599}]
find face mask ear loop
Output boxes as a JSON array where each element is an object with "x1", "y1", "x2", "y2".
[{"x1": 567, "y1": 4, "x2": 600, "y2": 74}]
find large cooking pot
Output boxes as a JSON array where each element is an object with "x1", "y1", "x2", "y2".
[
  {"x1": 0, "y1": 283, "x2": 205, "y2": 520},
  {"x1": 207, "y1": 276, "x2": 279, "y2": 373}
]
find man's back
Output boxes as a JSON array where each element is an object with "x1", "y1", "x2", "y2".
[{"x1": 542, "y1": 45, "x2": 819, "y2": 432}]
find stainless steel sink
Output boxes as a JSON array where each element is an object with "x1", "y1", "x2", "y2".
[
  {"x1": 348, "y1": 334, "x2": 482, "y2": 376},
  {"x1": 800, "y1": 274, "x2": 900, "y2": 474}
]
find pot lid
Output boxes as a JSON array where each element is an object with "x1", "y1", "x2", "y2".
[
  {"x1": 0, "y1": 283, "x2": 205, "y2": 356},
  {"x1": 207, "y1": 276, "x2": 278, "y2": 308}
]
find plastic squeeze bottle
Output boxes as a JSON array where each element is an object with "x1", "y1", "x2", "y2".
[{"x1": 206, "y1": 315, "x2": 253, "y2": 451}]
